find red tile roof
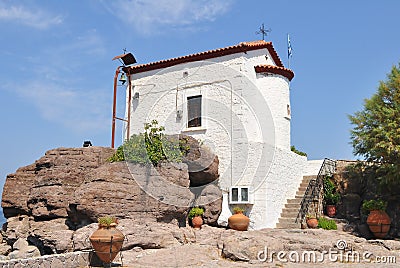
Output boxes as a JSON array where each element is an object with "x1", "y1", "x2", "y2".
[
  {"x1": 254, "y1": 64, "x2": 294, "y2": 81},
  {"x1": 125, "y1": 40, "x2": 286, "y2": 74}
]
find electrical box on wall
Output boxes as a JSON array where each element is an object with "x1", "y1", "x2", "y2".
[{"x1": 229, "y1": 186, "x2": 253, "y2": 204}]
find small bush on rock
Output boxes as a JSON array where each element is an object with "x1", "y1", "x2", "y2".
[
  {"x1": 108, "y1": 120, "x2": 190, "y2": 166},
  {"x1": 317, "y1": 217, "x2": 337, "y2": 230}
]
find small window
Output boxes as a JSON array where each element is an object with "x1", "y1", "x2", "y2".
[
  {"x1": 229, "y1": 186, "x2": 252, "y2": 204},
  {"x1": 231, "y1": 188, "x2": 239, "y2": 202},
  {"x1": 187, "y1": 95, "x2": 202, "y2": 128}
]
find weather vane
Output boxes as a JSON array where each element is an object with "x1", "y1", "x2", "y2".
[{"x1": 256, "y1": 23, "x2": 271, "y2": 40}]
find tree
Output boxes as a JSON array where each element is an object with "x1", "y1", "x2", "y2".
[{"x1": 349, "y1": 63, "x2": 400, "y2": 187}]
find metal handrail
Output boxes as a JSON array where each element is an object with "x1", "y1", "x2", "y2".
[{"x1": 295, "y1": 158, "x2": 336, "y2": 224}]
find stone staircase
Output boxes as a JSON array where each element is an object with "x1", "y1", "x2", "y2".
[{"x1": 276, "y1": 175, "x2": 317, "y2": 229}]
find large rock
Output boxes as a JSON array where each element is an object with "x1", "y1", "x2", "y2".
[
  {"x1": 72, "y1": 161, "x2": 193, "y2": 227},
  {"x1": 1, "y1": 146, "x2": 222, "y2": 254},
  {"x1": 191, "y1": 183, "x2": 223, "y2": 226},
  {"x1": 2, "y1": 147, "x2": 115, "y2": 219},
  {"x1": 181, "y1": 135, "x2": 219, "y2": 187},
  {"x1": 28, "y1": 218, "x2": 74, "y2": 254}
]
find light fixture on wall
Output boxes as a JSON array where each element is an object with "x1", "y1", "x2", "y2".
[
  {"x1": 133, "y1": 92, "x2": 139, "y2": 99},
  {"x1": 176, "y1": 110, "x2": 183, "y2": 119},
  {"x1": 111, "y1": 50, "x2": 137, "y2": 148}
]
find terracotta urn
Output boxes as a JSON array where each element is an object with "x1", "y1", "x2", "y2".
[
  {"x1": 192, "y1": 216, "x2": 203, "y2": 229},
  {"x1": 228, "y1": 212, "x2": 250, "y2": 231},
  {"x1": 326, "y1": 205, "x2": 337, "y2": 217},
  {"x1": 306, "y1": 218, "x2": 318, "y2": 228},
  {"x1": 367, "y1": 210, "x2": 391, "y2": 238},
  {"x1": 89, "y1": 223, "x2": 125, "y2": 264}
]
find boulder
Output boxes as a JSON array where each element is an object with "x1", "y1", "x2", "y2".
[
  {"x1": 8, "y1": 245, "x2": 40, "y2": 260},
  {"x1": 0, "y1": 243, "x2": 11, "y2": 256},
  {"x1": 191, "y1": 183, "x2": 222, "y2": 226},
  {"x1": 12, "y1": 238, "x2": 28, "y2": 251},
  {"x1": 181, "y1": 135, "x2": 219, "y2": 187},
  {"x1": 71, "y1": 223, "x2": 98, "y2": 251},
  {"x1": 4, "y1": 216, "x2": 31, "y2": 242},
  {"x1": 28, "y1": 218, "x2": 74, "y2": 254},
  {"x1": 2, "y1": 147, "x2": 115, "y2": 219},
  {"x1": 73, "y1": 161, "x2": 193, "y2": 227},
  {"x1": 9, "y1": 238, "x2": 41, "y2": 260}
]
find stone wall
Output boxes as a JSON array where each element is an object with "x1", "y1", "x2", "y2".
[
  {"x1": 0, "y1": 251, "x2": 91, "y2": 268},
  {"x1": 333, "y1": 160, "x2": 400, "y2": 238}
]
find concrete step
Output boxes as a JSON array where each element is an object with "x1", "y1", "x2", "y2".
[
  {"x1": 276, "y1": 175, "x2": 319, "y2": 229},
  {"x1": 286, "y1": 198, "x2": 302, "y2": 204},
  {"x1": 276, "y1": 222, "x2": 302, "y2": 229},
  {"x1": 280, "y1": 212, "x2": 299, "y2": 218},
  {"x1": 281, "y1": 207, "x2": 299, "y2": 213},
  {"x1": 284, "y1": 203, "x2": 301, "y2": 209}
]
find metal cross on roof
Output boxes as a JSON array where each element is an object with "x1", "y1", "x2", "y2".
[{"x1": 256, "y1": 23, "x2": 271, "y2": 40}]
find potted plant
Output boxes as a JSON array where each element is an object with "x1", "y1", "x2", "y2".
[
  {"x1": 188, "y1": 207, "x2": 204, "y2": 229},
  {"x1": 306, "y1": 213, "x2": 319, "y2": 229},
  {"x1": 324, "y1": 192, "x2": 340, "y2": 217},
  {"x1": 323, "y1": 177, "x2": 340, "y2": 217},
  {"x1": 362, "y1": 199, "x2": 391, "y2": 238},
  {"x1": 89, "y1": 216, "x2": 125, "y2": 264},
  {"x1": 228, "y1": 206, "x2": 250, "y2": 231}
]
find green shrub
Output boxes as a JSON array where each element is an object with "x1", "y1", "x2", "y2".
[
  {"x1": 233, "y1": 206, "x2": 245, "y2": 214},
  {"x1": 317, "y1": 217, "x2": 337, "y2": 230},
  {"x1": 362, "y1": 199, "x2": 387, "y2": 212},
  {"x1": 323, "y1": 176, "x2": 340, "y2": 205},
  {"x1": 108, "y1": 120, "x2": 190, "y2": 166},
  {"x1": 291, "y1": 145, "x2": 307, "y2": 156},
  {"x1": 98, "y1": 216, "x2": 118, "y2": 227},
  {"x1": 188, "y1": 207, "x2": 204, "y2": 220}
]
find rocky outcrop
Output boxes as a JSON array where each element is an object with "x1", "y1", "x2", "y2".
[
  {"x1": 2, "y1": 147, "x2": 115, "y2": 219},
  {"x1": 333, "y1": 160, "x2": 400, "y2": 238},
  {"x1": 1, "y1": 145, "x2": 222, "y2": 255}
]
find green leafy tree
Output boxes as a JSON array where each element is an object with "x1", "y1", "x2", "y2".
[{"x1": 349, "y1": 63, "x2": 400, "y2": 186}]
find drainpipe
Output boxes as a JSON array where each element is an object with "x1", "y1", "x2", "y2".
[
  {"x1": 126, "y1": 69, "x2": 132, "y2": 141},
  {"x1": 111, "y1": 66, "x2": 122, "y2": 148}
]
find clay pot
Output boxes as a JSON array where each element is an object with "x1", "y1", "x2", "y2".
[
  {"x1": 228, "y1": 212, "x2": 250, "y2": 231},
  {"x1": 306, "y1": 218, "x2": 318, "y2": 229},
  {"x1": 192, "y1": 216, "x2": 203, "y2": 229},
  {"x1": 89, "y1": 224, "x2": 124, "y2": 263},
  {"x1": 367, "y1": 210, "x2": 391, "y2": 238},
  {"x1": 326, "y1": 205, "x2": 337, "y2": 217}
]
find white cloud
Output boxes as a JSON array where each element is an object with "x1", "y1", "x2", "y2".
[
  {"x1": 102, "y1": 0, "x2": 232, "y2": 34},
  {"x1": 13, "y1": 81, "x2": 110, "y2": 134},
  {"x1": 0, "y1": 5, "x2": 63, "y2": 29}
]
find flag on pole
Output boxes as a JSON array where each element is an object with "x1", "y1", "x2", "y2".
[{"x1": 287, "y1": 33, "x2": 293, "y2": 59}]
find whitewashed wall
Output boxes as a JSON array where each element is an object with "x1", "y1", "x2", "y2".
[{"x1": 125, "y1": 48, "x2": 307, "y2": 229}]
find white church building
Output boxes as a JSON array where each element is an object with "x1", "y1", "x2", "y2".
[{"x1": 120, "y1": 40, "x2": 318, "y2": 229}]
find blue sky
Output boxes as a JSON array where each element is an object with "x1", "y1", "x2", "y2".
[{"x1": 0, "y1": 0, "x2": 399, "y2": 214}]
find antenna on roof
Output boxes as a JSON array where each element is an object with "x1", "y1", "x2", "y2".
[{"x1": 256, "y1": 23, "x2": 271, "y2": 40}]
